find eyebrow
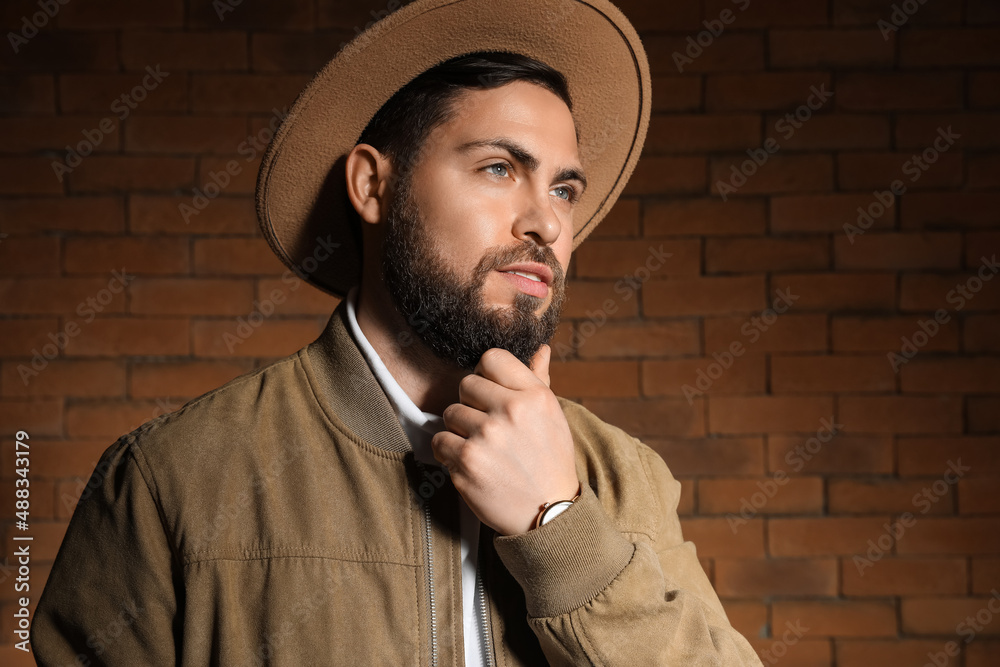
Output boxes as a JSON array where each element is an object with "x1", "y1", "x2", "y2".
[{"x1": 457, "y1": 138, "x2": 589, "y2": 192}]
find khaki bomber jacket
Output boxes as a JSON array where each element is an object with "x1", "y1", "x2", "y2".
[{"x1": 32, "y1": 303, "x2": 762, "y2": 666}]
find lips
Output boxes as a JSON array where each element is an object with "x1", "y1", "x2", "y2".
[
  {"x1": 497, "y1": 262, "x2": 554, "y2": 286},
  {"x1": 497, "y1": 262, "x2": 553, "y2": 299},
  {"x1": 499, "y1": 271, "x2": 549, "y2": 298}
]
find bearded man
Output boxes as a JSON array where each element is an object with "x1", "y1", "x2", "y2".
[{"x1": 32, "y1": 1, "x2": 761, "y2": 664}]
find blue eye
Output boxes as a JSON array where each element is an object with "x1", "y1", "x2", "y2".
[
  {"x1": 551, "y1": 186, "x2": 574, "y2": 201},
  {"x1": 486, "y1": 164, "x2": 509, "y2": 177}
]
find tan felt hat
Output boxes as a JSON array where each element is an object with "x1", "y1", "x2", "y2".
[{"x1": 255, "y1": 0, "x2": 651, "y2": 297}]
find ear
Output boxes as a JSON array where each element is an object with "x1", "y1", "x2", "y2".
[{"x1": 345, "y1": 143, "x2": 393, "y2": 225}]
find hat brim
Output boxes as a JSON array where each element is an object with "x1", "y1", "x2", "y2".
[{"x1": 256, "y1": 0, "x2": 651, "y2": 297}]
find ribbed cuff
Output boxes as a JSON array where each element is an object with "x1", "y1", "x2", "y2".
[{"x1": 493, "y1": 484, "x2": 635, "y2": 618}]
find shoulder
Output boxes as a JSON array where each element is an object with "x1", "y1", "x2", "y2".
[
  {"x1": 133, "y1": 353, "x2": 308, "y2": 447},
  {"x1": 100, "y1": 351, "x2": 323, "y2": 499}
]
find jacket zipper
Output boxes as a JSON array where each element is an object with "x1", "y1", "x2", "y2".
[
  {"x1": 476, "y1": 549, "x2": 495, "y2": 667},
  {"x1": 422, "y1": 500, "x2": 439, "y2": 667},
  {"x1": 417, "y1": 459, "x2": 493, "y2": 667}
]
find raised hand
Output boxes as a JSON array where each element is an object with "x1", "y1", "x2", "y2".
[{"x1": 431, "y1": 344, "x2": 580, "y2": 535}]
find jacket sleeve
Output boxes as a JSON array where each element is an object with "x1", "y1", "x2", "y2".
[
  {"x1": 493, "y1": 439, "x2": 762, "y2": 666},
  {"x1": 31, "y1": 437, "x2": 182, "y2": 666}
]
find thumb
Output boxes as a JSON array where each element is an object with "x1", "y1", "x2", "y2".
[{"x1": 529, "y1": 344, "x2": 551, "y2": 387}]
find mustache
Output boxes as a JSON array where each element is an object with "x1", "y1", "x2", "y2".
[{"x1": 473, "y1": 240, "x2": 566, "y2": 287}]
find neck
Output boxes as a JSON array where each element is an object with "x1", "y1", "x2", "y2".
[{"x1": 354, "y1": 282, "x2": 469, "y2": 416}]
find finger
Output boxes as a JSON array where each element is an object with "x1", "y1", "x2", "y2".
[
  {"x1": 441, "y1": 402, "x2": 487, "y2": 439},
  {"x1": 529, "y1": 344, "x2": 551, "y2": 387},
  {"x1": 474, "y1": 348, "x2": 541, "y2": 391},
  {"x1": 430, "y1": 430, "x2": 465, "y2": 469},
  {"x1": 457, "y1": 372, "x2": 511, "y2": 412}
]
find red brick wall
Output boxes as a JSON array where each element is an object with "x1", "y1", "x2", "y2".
[{"x1": 1, "y1": 1, "x2": 998, "y2": 665}]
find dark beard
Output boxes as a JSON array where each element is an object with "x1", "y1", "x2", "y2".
[{"x1": 381, "y1": 176, "x2": 566, "y2": 371}]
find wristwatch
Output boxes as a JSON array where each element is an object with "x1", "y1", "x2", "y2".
[{"x1": 533, "y1": 487, "x2": 581, "y2": 529}]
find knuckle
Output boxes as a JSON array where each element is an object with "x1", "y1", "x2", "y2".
[
  {"x1": 478, "y1": 418, "x2": 500, "y2": 441},
  {"x1": 455, "y1": 442, "x2": 478, "y2": 469},
  {"x1": 430, "y1": 432, "x2": 444, "y2": 449},
  {"x1": 502, "y1": 399, "x2": 523, "y2": 422},
  {"x1": 458, "y1": 374, "x2": 477, "y2": 394},
  {"x1": 534, "y1": 386, "x2": 557, "y2": 409},
  {"x1": 442, "y1": 403, "x2": 461, "y2": 423}
]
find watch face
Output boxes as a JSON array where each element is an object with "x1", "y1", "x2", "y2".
[{"x1": 540, "y1": 500, "x2": 574, "y2": 526}]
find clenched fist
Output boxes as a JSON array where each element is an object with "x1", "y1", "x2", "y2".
[{"x1": 431, "y1": 344, "x2": 581, "y2": 535}]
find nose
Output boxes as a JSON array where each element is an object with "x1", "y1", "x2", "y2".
[{"x1": 511, "y1": 187, "x2": 563, "y2": 247}]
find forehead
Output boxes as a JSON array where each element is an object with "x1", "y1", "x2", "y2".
[{"x1": 432, "y1": 81, "x2": 580, "y2": 158}]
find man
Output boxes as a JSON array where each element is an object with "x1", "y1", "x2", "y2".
[{"x1": 33, "y1": 0, "x2": 762, "y2": 664}]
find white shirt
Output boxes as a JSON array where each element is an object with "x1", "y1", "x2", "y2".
[{"x1": 344, "y1": 287, "x2": 485, "y2": 667}]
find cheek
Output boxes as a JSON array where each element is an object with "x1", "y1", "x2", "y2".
[
  {"x1": 431, "y1": 202, "x2": 507, "y2": 265},
  {"x1": 554, "y1": 221, "x2": 574, "y2": 268},
  {"x1": 556, "y1": 248, "x2": 572, "y2": 281},
  {"x1": 414, "y1": 173, "x2": 516, "y2": 249}
]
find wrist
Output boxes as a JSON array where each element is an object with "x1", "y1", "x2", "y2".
[
  {"x1": 494, "y1": 484, "x2": 636, "y2": 618},
  {"x1": 531, "y1": 483, "x2": 581, "y2": 530}
]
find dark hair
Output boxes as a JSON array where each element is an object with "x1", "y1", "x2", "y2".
[{"x1": 358, "y1": 51, "x2": 574, "y2": 176}]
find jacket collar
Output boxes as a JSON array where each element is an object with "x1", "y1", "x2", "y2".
[{"x1": 305, "y1": 300, "x2": 412, "y2": 455}]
